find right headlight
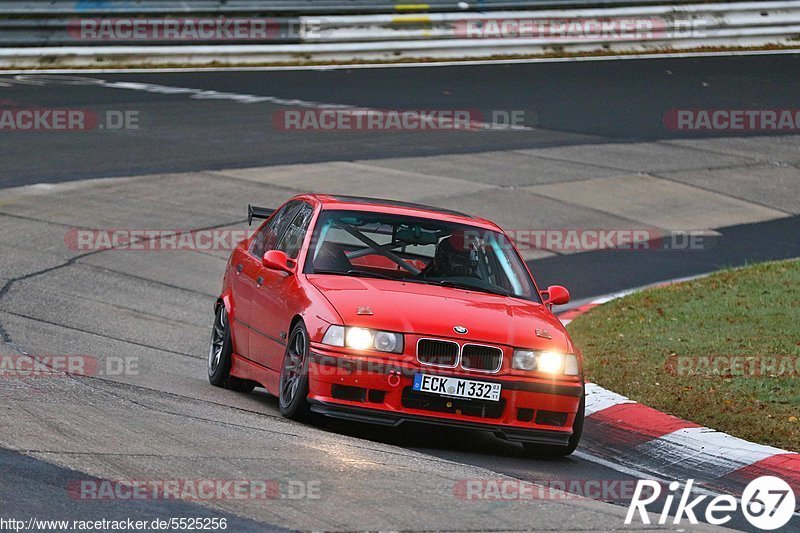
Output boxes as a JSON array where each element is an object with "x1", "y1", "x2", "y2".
[{"x1": 512, "y1": 349, "x2": 580, "y2": 376}]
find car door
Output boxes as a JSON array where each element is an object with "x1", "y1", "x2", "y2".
[
  {"x1": 235, "y1": 200, "x2": 300, "y2": 361},
  {"x1": 249, "y1": 202, "x2": 314, "y2": 371},
  {"x1": 227, "y1": 244, "x2": 256, "y2": 358}
]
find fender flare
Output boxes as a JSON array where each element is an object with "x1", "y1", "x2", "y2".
[
  {"x1": 216, "y1": 290, "x2": 234, "y2": 322},
  {"x1": 215, "y1": 290, "x2": 240, "y2": 354}
]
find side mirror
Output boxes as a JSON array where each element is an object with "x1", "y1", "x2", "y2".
[
  {"x1": 542, "y1": 285, "x2": 570, "y2": 306},
  {"x1": 262, "y1": 250, "x2": 295, "y2": 274}
]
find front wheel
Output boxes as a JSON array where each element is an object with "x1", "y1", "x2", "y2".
[
  {"x1": 278, "y1": 322, "x2": 311, "y2": 420},
  {"x1": 523, "y1": 395, "x2": 585, "y2": 458},
  {"x1": 207, "y1": 305, "x2": 255, "y2": 393}
]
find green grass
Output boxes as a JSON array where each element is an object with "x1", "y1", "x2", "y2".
[{"x1": 569, "y1": 259, "x2": 800, "y2": 451}]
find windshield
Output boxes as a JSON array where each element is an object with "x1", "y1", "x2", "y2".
[{"x1": 304, "y1": 210, "x2": 539, "y2": 302}]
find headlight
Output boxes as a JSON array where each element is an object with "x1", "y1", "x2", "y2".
[
  {"x1": 537, "y1": 351, "x2": 563, "y2": 374},
  {"x1": 374, "y1": 331, "x2": 400, "y2": 353},
  {"x1": 511, "y1": 349, "x2": 536, "y2": 371},
  {"x1": 346, "y1": 327, "x2": 373, "y2": 350},
  {"x1": 321, "y1": 325, "x2": 345, "y2": 346},
  {"x1": 512, "y1": 349, "x2": 580, "y2": 376},
  {"x1": 321, "y1": 325, "x2": 404, "y2": 354},
  {"x1": 564, "y1": 354, "x2": 580, "y2": 376}
]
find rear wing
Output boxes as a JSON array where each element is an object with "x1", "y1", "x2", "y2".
[{"x1": 248, "y1": 204, "x2": 275, "y2": 226}]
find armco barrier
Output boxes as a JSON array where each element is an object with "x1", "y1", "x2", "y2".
[
  {"x1": 0, "y1": 18, "x2": 303, "y2": 46},
  {"x1": 301, "y1": 2, "x2": 800, "y2": 43},
  {"x1": 0, "y1": 0, "x2": 734, "y2": 16},
  {"x1": 0, "y1": 1, "x2": 797, "y2": 66}
]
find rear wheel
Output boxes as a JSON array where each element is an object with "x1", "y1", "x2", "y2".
[
  {"x1": 278, "y1": 322, "x2": 311, "y2": 420},
  {"x1": 207, "y1": 305, "x2": 255, "y2": 393},
  {"x1": 522, "y1": 395, "x2": 585, "y2": 458}
]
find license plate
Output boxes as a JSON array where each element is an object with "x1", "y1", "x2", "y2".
[{"x1": 413, "y1": 373, "x2": 501, "y2": 402}]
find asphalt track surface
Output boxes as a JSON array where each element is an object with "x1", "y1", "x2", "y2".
[
  {"x1": 2, "y1": 53, "x2": 800, "y2": 187},
  {"x1": 1, "y1": 54, "x2": 799, "y2": 532}
]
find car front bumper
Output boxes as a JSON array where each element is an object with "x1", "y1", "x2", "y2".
[{"x1": 307, "y1": 347, "x2": 583, "y2": 445}]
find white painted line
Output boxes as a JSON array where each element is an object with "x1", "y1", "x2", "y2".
[
  {"x1": 591, "y1": 293, "x2": 629, "y2": 304},
  {"x1": 0, "y1": 48, "x2": 798, "y2": 74},
  {"x1": 0, "y1": 75, "x2": 526, "y2": 131},
  {"x1": 584, "y1": 383, "x2": 635, "y2": 417},
  {"x1": 100, "y1": 79, "x2": 354, "y2": 108}
]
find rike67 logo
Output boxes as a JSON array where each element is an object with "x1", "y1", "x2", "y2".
[{"x1": 625, "y1": 476, "x2": 795, "y2": 530}]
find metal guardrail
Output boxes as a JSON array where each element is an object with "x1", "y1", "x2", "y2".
[
  {"x1": 0, "y1": 18, "x2": 303, "y2": 45},
  {"x1": 0, "y1": 1, "x2": 797, "y2": 66},
  {"x1": 0, "y1": 0, "x2": 753, "y2": 16},
  {"x1": 302, "y1": 1, "x2": 800, "y2": 42},
  {"x1": 3, "y1": 1, "x2": 794, "y2": 47},
  {"x1": 3, "y1": 0, "x2": 697, "y2": 46}
]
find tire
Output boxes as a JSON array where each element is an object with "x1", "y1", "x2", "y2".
[
  {"x1": 522, "y1": 394, "x2": 585, "y2": 458},
  {"x1": 207, "y1": 305, "x2": 255, "y2": 393},
  {"x1": 278, "y1": 321, "x2": 311, "y2": 421}
]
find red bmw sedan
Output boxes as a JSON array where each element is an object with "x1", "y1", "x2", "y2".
[{"x1": 208, "y1": 194, "x2": 584, "y2": 456}]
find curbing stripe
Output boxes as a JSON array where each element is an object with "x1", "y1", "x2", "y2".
[
  {"x1": 590, "y1": 403, "x2": 700, "y2": 440},
  {"x1": 637, "y1": 427, "x2": 791, "y2": 476},
  {"x1": 583, "y1": 382, "x2": 634, "y2": 416},
  {"x1": 725, "y1": 454, "x2": 800, "y2": 494},
  {"x1": 584, "y1": 404, "x2": 701, "y2": 451},
  {"x1": 555, "y1": 302, "x2": 598, "y2": 326}
]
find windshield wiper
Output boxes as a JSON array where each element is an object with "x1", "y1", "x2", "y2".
[
  {"x1": 346, "y1": 269, "x2": 399, "y2": 281},
  {"x1": 314, "y1": 269, "x2": 503, "y2": 293},
  {"x1": 435, "y1": 279, "x2": 511, "y2": 297},
  {"x1": 312, "y1": 269, "x2": 402, "y2": 281}
]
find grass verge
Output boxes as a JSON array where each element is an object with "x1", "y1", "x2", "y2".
[{"x1": 568, "y1": 259, "x2": 800, "y2": 451}]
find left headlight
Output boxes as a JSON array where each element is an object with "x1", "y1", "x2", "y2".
[
  {"x1": 321, "y1": 325, "x2": 404, "y2": 354},
  {"x1": 512, "y1": 349, "x2": 580, "y2": 376}
]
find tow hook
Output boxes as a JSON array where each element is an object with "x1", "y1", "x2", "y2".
[{"x1": 387, "y1": 370, "x2": 401, "y2": 387}]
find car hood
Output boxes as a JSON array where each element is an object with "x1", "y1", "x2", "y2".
[{"x1": 307, "y1": 275, "x2": 573, "y2": 352}]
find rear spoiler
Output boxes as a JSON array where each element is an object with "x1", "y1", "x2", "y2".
[{"x1": 248, "y1": 204, "x2": 275, "y2": 226}]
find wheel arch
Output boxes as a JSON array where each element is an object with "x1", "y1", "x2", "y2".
[
  {"x1": 289, "y1": 314, "x2": 305, "y2": 333},
  {"x1": 216, "y1": 291, "x2": 233, "y2": 318}
]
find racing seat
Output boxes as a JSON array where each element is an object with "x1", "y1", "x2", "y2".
[
  {"x1": 421, "y1": 233, "x2": 479, "y2": 278},
  {"x1": 313, "y1": 242, "x2": 352, "y2": 272}
]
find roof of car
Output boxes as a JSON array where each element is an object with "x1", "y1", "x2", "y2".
[
  {"x1": 326, "y1": 195, "x2": 472, "y2": 216},
  {"x1": 305, "y1": 194, "x2": 499, "y2": 229}
]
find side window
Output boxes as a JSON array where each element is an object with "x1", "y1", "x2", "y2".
[
  {"x1": 250, "y1": 201, "x2": 300, "y2": 258},
  {"x1": 277, "y1": 203, "x2": 314, "y2": 259}
]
